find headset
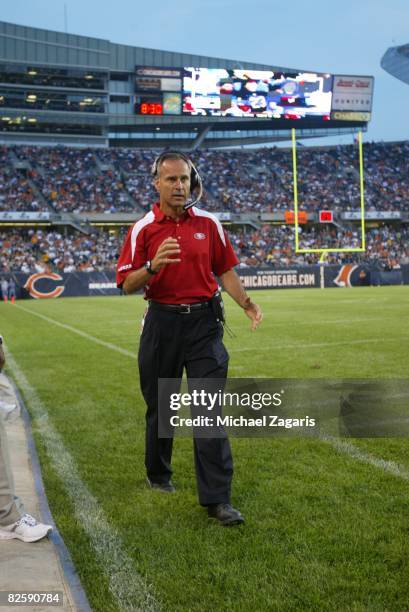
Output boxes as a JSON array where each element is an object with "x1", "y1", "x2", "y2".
[{"x1": 151, "y1": 150, "x2": 203, "y2": 210}]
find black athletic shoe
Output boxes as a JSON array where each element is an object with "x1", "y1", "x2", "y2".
[
  {"x1": 146, "y1": 478, "x2": 176, "y2": 493},
  {"x1": 207, "y1": 503, "x2": 245, "y2": 526}
]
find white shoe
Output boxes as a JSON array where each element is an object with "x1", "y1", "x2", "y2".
[
  {"x1": 0, "y1": 400, "x2": 17, "y2": 413},
  {"x1": 0, "y1": 514, "x2": 52, "y2": 542},
  {"x1": 0, "y1": 399, "x2": 18, "y2": 419}
]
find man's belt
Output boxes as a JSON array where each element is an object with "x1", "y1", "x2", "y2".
[{"x1": 149, "y1": 300, "x2": 211, "y2": 314}]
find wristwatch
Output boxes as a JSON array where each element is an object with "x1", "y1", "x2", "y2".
[{"x1": 144, "y1": 261, "x2": 157, "y2": 275}]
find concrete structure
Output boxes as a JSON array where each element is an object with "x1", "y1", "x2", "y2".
[
  {"x1": 381, "y1": 43, "x2": 409, "y2": 86},
  {"x1": 0, "y1": 20, "x2": 368, "y2": 148},
  {"x1": 0, "y1": 373, "x2": 89, "y2": 611}
]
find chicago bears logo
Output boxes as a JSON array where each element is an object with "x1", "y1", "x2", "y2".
[
  {"x1": 194, "y1": 233, "x2": 206, "y2": 240},
  {"x1": 333, "y1": 264, "x2": 358, "y2": 287},
  {"x1": 333, "y1": 265, "x2": 372, "y2": 287},
  {"x1": 24, "y1": 272, "x2": 65, "y2": 299}
]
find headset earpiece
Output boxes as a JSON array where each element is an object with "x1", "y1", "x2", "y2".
[{"x1": 189, "y1": 162, "x2": 200, "y2": 194}]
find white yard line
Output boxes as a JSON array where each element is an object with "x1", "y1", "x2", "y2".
[
  {"x1": 14, "y1": 304, "x2": 137, "y2": 359},
  {"x1": 5, "y1": 346, "x2": 159, "y2": 612},
  {"x1": 230, "y1": 337, "x2": 403, "y2": 353},
  {"x1": 14, "y1": 303, "x2": 402, "y2": 356},
  {"x1": 320, "y1": 434, "x2": 409, "y2": 483},
  {"x1": 255, "y1": 317, "x2": 384, "y2": 329}
]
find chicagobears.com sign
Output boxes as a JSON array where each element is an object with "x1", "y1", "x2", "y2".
[
  {"x1": 23, "y1": 272, "x2": 65, "y2": 299},
  {"x1": 238, "y1": 267, "x2": 319, "y2": 290}
]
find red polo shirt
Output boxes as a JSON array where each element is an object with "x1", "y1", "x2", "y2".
[{"x1": 116, "y1": 203, "x2": 239, "y2": 304}]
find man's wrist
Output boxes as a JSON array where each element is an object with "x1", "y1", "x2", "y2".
[
  {"x1": 241, "y1": 296, "x2": 252, "y2": 310},
  {"x1": 144, "y1": 261, "x2": 157, "y2": 275}
]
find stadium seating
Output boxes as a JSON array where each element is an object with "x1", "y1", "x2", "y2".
[
  {"x1": 0, "y1": 141, "x2": 408, "y2": 214},
  {"x1": 1, "y1": 224, "x2": 407, "y2": 273},
  {"x1": 1, "y1": 141, "x2": 408, "y2": 273}
]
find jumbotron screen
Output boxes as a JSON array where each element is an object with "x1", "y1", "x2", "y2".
[
  {"x1": 134, "y1": 66, "x2": 373, "y2": 123},
  {"x1": 182, "y1": 68, "x2": 333, "y2": 119}
]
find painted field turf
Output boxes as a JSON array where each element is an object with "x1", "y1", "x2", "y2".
[{"x1": 1, "y1": 286, "x2": 408, "y2": 611}]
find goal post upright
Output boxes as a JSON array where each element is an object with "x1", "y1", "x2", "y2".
[
  {"x1": 358, "y1": 130, "x2": 366, "y2": 252},
  {"x1": 291, "y1": 127, "x2": 300, "y2": 252},
  {"x1": 290, "y1": 128, "x2": 366, "y2": 268}
]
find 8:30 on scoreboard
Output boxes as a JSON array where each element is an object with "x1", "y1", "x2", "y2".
[{"x1": 135, "y1": 100, "x2": 163, "y2": 115}]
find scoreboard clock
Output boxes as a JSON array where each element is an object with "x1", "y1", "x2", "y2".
[{"x1": 137, "y1": 101, "x2": 163, "y2": 115}]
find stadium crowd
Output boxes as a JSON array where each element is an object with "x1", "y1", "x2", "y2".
[
  {"x1": 9, "y1": 146, "x2": 131, "y2": 214},
  {"x1": 0, "y1": 228, "x2": 123, "y2": 274},
  {"x1": 229, "y1": 224, "x2": 409, "y2": 268},
  {"x1": 1, "y1": 224, "x2": 407, "y2": 274},
  {"x1": 0, "y1": 140, "x2": 408, "y2": 214},
  {"x1": 1, "y1": 141, "x2": 408, "y2": 276}
]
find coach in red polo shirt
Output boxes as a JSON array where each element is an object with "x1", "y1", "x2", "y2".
[{"x1": 117, "y1": 151, "x2": 262, "y2": 526}]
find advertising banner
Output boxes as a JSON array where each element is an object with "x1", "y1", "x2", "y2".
[
  {"x1": 331, "y1": 75, "x2": 374, "y2": 112},
  {"x1": 0, "y1": 265, "x2": 406, "y2": 300},
  {"x1": 0, "y1": 271, "x2": 118, "y2": 299},
  {"x1": 238, "y1": 267, "x2": 319, "y2": 289}
]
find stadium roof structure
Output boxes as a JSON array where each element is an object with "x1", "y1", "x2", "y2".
[
  {"x1": 381, "y1": 43, "x2": 409, "y2": 85},
  {"x1": 0, "y1": 20, "x2": 371, "y2": 149}
]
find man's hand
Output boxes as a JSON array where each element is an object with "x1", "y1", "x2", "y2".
[
  {"x1": 123, "y1": 237, "x2": 181, "y2": 294},
  {"x1": 242, "y1": 298, "x2": 263, "y2": 331},
  {"x1": 151, "y1": 237, "x2": 181, "y2": 272},
  {"x1": 219, "y1": 269, "x2": 263, "y2": 332}
]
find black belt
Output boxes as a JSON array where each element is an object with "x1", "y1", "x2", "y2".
[{"x1": 149, "y1": 300, "x2": 211, "y2": 314}]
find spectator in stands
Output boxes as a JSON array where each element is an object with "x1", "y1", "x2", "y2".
[{"x1": 8, "y1": 279, "x2": 16, "y2": 304}]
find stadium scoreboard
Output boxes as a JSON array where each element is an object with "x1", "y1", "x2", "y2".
[{"x1": 134, "y1": 66, "x2": 374, "y2": 125}]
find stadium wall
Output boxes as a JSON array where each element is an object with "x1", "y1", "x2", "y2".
[{"x1": 1, "y1": 266, "x2": 407, "y2": 300}]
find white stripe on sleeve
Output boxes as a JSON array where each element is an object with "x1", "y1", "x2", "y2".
[{"x1": 130, "y1": 211, "x2": 155, "y2": 260}]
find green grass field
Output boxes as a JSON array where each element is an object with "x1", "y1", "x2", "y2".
[{"x1": 1, "y1": 286, "x2": 409, "y2": 612}]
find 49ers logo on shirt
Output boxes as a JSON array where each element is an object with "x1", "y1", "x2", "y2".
[
  {"x1": 194, "y1": 233, "x2": 206, "y2": 240},
  {"x1": 24, "y1": 272, "x2": 65, "y2": 299}
]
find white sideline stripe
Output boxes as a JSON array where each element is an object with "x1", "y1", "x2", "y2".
[
  {"x1": 14, "y1": 304, "x2": 137, "y2": 359},
  {"x1": 321, "y1": 434, "x2": 409, "y2": 483},
  {"x1": 230, "y1": 337, "x2": 406, "y2": 353},
  {"x1": 14, "y1": 304, "x2": 404, "y2": 358},
  {"x1": 257, "y1": 317, "x2": 384, "y2": 328},
  {"x1": 5, "y1": 347, "x2": 159, "y2": 612}
]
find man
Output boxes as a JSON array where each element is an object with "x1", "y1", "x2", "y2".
[
  {"x1": 116, "y1": 151, "x2": 262, "y2": 526},
  {"x1": 1, "y1": 278, "x2": 8, "y2": 303},
  {"x1": 8, "y1": 278, "x2": 16, "y2": 304},
  {"x1": 0, "y1": 336, "x2": 53, "y2": 542}
]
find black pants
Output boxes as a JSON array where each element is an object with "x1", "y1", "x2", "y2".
[{"x1": 138, "y1": 305, "x2": 233, "y2": 505}]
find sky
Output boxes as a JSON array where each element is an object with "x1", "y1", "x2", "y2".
[{"x1": 1, "y1": 0, "x2": 408, "y2": 146}]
